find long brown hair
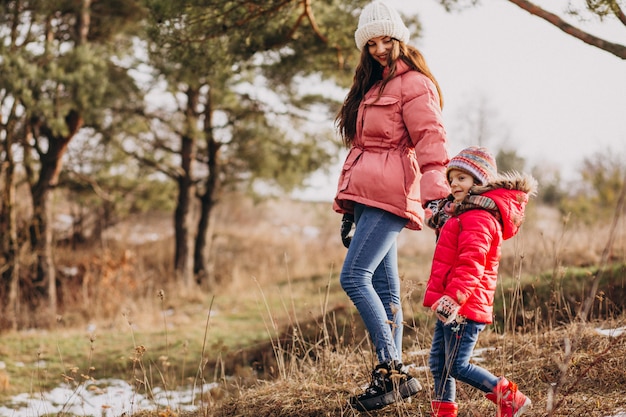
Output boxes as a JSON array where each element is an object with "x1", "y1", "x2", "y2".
[{"x1": 335, "y1": 39, "x2": 443, "y2": 147}]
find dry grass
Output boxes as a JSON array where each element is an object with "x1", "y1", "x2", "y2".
[
  {"x1": 52, "y1": 197, "x2": 625, "y2": 327},
  {"x1": 5, "y1": 194, "x2": 626, "y2": 416},
  {"x1": 129, "y1": 318, "x2": 626, "y2": 417},
  {"x1": 127, "y1": 199, "x2": 626, "y2": 417}
]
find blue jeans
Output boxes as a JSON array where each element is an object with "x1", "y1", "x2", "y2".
[
  {"x1": 340, "y1": 204, "x2": 408, "y2": 364},
  {"x1": 429, "y1": 319, "x2": 500, "y2": 402}
]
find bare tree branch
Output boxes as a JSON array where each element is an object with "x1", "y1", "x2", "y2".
[
  {"x1": 611, "y1": 1, "x2": 626, "y2": 26},
  {"x1": 507, "y1": 0, "x2": 626, "y2": 59},
  {"x1": 301, "y1": 0, "x2": 345, "y2": 68}
]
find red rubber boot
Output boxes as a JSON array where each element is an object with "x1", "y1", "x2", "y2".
[
  {"x1": 485, "y1": 377, "x2": 531, "y2": 417},
  {"x1": 431, "y1": 400, "x2": 458, "y2": 416}
]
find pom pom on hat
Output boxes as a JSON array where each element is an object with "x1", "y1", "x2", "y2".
[
  {"x1": 354, "y1": 1, "x2": 410, "y2": 51},
  {"x1": 447, "y1": 146, "x2": 497, "y2": 186}
]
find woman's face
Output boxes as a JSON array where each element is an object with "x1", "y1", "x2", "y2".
[
  {"x1": 448, "y1": 169, "x2": 475, "y2": 203},
  {"x1": 366, "y1": 36, "x2": 393, "y2": 67}
]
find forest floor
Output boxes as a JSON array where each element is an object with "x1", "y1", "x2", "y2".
[
  {"x1": 135, "y1": 310, "x2": 626, "y2": 417},
  {"x1": 1, "y1": 199, "x2": 625, "y2": 417}
]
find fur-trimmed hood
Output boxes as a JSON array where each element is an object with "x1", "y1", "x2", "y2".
[
  {"x1": 470, "y1": 171, "x2": 538, "y2": 240},
  {"x1": 471, "y1": 171, "x2": 538, "y2": 196}
]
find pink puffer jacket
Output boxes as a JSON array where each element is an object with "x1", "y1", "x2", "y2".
[{"x1": 333, "y1": 60, "x2": 450, "y2": 230}]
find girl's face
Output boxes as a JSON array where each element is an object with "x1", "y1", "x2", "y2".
[
  {"x1": 366, "y1": 36, "x2": 393, "y2": 66},
  {"x1": 448, "y1": 169, "x2": 475, "y2": 203}
]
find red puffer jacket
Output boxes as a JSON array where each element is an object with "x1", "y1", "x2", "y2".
[
  {"x1": 423, "y1": 173, "x2": 537, "y2": 323},
  {"x1": 333, "y1": 60, "x2": 450, "y2": 230}
]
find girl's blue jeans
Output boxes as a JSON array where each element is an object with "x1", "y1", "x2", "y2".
[
  {"x1": 429, "y1": 318, "x2": 500, "y2": 402},
  {"x1": 339, "y1": 204, "x2": 407, "y2": 364}
]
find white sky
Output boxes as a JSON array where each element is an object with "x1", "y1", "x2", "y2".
[
  {"x1": 401, "y1": 0, "x2": 626, "y2": 170},
  {"x1": 293, "y1": 0, "x2": 626, "y2": 201}
]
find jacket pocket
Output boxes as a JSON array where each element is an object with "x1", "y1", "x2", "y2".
[
  {"x1": 361, "y1": 95, "x2": 400, "y2": 146},
  {"x1": 337, "y1": 147, "x2": 363, "y2": 192}
]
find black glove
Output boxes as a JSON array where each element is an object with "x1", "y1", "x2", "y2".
[{"x1": 340, "y1": 213, "x2": 355, "y2": 248}]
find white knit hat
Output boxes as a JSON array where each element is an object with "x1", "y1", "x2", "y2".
[{"x1": 354, "y1": 1, "x2": 410, "y2": 51}]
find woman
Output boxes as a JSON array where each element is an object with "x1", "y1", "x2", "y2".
[{"x1": 334, "y1": 0, "x2": 451, "y2": 411}]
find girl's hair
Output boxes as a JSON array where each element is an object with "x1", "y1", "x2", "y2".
[{"x1": 335, "y1": 39, "x2": 443, "y2": 147}]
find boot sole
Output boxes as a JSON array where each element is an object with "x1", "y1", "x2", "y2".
[
  {"x1": 351, "y1": 378, "x2": 423, "y2": 411},
  {"x1": 513, "y1": 398, "x2": 532, "y2": 417}
]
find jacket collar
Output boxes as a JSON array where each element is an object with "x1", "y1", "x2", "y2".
[{"x1": 383, "y1": 59, "x2": 410, "y2": 78}]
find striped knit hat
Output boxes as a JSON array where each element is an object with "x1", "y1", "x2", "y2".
[{"x1": 447, "y1": 146, "x2": 497, "y2": 186}]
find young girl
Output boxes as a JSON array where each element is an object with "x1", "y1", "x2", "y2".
[
  {"x1": 334, "y1": 0, "x2": 451, "y2": 411},
  {"x1": 423, "y1": 146, "x2": 537, "y2": 417}
]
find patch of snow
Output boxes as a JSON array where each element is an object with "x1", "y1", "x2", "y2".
[
  {"x1": 59, "y1": 266, "x2": 80, "y2": 276},
  {"x1": 595, "y1": 326, "x2": 626, "y2": 337},
  {"x1": 0, "y1": 379, "x2": 217, "y2": 417}
]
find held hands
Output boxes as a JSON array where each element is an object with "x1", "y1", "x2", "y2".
[
  {"x1": 340, "y1": 213, "x2": 355, "y2": 248},
  {"x1": 425, "y1": 198, "x2": 451, "y2": 231},
  {"x1": 432, "y1": 295, "x2": 460, "y2": 325}
]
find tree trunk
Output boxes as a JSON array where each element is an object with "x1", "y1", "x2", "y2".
[
  {"x1": 193, "y1": 155, "x2": 218, "y2": 287},
  {"x1": 194, "y1": 90, "x2": 221, "y2": 288},
  {"x1": 0, "y1": 160, "x2": 20, "y2": 330},
  {"x1": 28, "y1": 110, "x2": 83, "y2": 319},
  {"x1": 29, "y1": 187, "x2": 56, "y2": 314},
  {"x1": 0, "y1": 101, "x2": 20, "y2": 330},
  {"x1": 174, "y1": 88, "x2": 199, "y2": 289},
  {"x1": 174, "y1": 172, "x2": 193, "y2": 287}
]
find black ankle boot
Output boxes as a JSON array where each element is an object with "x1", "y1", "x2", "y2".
[{"x1": 349, "y1": 361, "x2": 422, "y2": 411}]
